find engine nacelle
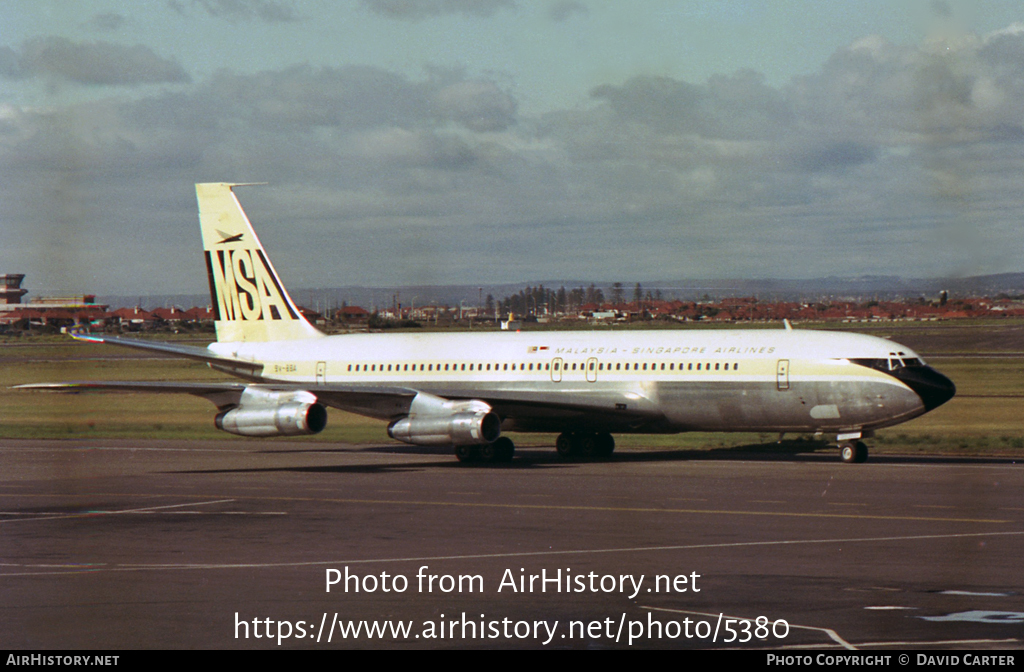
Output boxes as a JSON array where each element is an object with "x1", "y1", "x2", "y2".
[
  {"x1": 215, "y1": 387, "x2": 327, "y2": 437},
  {"x1": 387, "y1": 393, "x2": 501, "y2": 447}
]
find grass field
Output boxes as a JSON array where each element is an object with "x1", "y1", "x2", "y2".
[{"x1": 2, "y1": 319, "x2": 1022, "y2": 457}]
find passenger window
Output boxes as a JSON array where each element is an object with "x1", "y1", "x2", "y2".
[
  {"x1": 697, "y1": 363, "x2": 701, "y2": 370},
  {"x1": 715, "y1": 363, "x2": 719, "y2": 370}
]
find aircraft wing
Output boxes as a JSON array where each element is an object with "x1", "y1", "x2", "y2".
[
  {"x1": 17, "y1": 378, "x2": 664, "y2": 429},
  {"x1": 16, "y1": 380, "x2": 422, "y2": 417}
]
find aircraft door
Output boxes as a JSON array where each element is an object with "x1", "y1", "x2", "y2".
[
  {"x1": 776, "y1": 359, "x2": 790, "y2": 391},
  {"x1": 316, "y1": 361, "x2": 326, "y2": 385},
  {"x1": 586, "y1": 357, "x2": 598, "y2": 383},
  {"x1": 551, "y1": 358, "x2": 563, "y2": 383}
]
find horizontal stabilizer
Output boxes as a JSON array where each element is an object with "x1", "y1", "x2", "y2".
[{"x1": 70, "y1": 332, "x2": 264, "y2": 377}]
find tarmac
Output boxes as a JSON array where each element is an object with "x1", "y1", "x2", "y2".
[{"x1": 1, "y1": 438, "x2": 1022, "y2": 649}]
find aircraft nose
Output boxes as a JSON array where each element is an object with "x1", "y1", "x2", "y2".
[{"x1": 895, "y1": 366, "x2": 956, "y2": 411}]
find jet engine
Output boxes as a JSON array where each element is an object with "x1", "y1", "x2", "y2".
[
  {"x1": 387, "y1": 393, "x2": 501, "y2": 447},
  {"x1": 215, "y1": 387, "x2": 327, "y2": 437}
]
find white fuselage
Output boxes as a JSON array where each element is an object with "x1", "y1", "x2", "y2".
[{"x1": 208, "y1": 328, "x2": 941, "y2": 435}]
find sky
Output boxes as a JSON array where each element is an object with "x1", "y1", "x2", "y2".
[{"x1": 2, "y1": 0, "x2": 1023, "y2": 296}]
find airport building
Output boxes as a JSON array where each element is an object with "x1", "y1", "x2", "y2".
[
  {"x1": 0, "y1": 273, "x2": 110, "y2": 328},
  {"x1": 1, "y1": 274, "x2": 28, "y2": 306},
  {"x1": 0, "y1": 274, "x2": 105, "y2": 314}
]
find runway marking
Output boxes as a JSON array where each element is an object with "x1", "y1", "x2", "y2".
[
  {"x1": 941, "y1": 590, "x2": 1011, "y2": 597},
  {"x1": 913, "y1": 505, "x2": 956, "y2": 510},
  {"x1": 642, "y1": 606, "x2": 856, "y2": 650},
  {"x1": 0, "y1": 499, "x2": 236, "y2": 523},
  {"x1": 0, "y1": 492, "x2": 1011, "y2": 524},
  {"x1": 864, "y1": 606, "x2": 916, "y2": 610},
  {"x1": 826, "y1": 502, "x2": 869, "y2": 507},
  {"x1": 3, "y1": 529, "x2": 1023, "y2": 578},
  {"x1": 254, "y1": 495, "x2": 1011, "y2": 524}
]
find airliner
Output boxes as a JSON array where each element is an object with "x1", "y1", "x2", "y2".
[{"x1": 21, "y1": 183, "x2": 956, "y2": 464}]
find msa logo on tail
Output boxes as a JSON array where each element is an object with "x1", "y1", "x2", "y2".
[
  {"x1": 196, "y1": 183, "x2": 322, "y2": 343},
  {"x1": 205, "y1": 247, "x2": 298, "y2": 322}
]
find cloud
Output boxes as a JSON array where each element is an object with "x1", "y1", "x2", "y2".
[
  {"x1": 11, "y1": 37, "x2": 189, "y2": 86},
  {"x1": 360, "y1": 0, "x2": 516, "y2": 21},
  {"x1": 590, "y1": 69, "x2": 793, "y2": 140},
  {"x1": 0, "y1": 46, "x2": 21, "y2": 79},
  {"x1": 83, "y1": 12, "x2": 129, "y2": 32},
  {"x1": 548, "y1": 1, "x2": 587, "y2": 22},
  {"x1": 430, "y1": 79, "x2": 517, "y2": 131},
  {"x1": 5, "y1": 25, "x2": 1024, "y2": 292},
  {"x1": 930, "y1": 1, "x2": 952, "y2": 18},
  {"x1": 167, "y1": 0, "x2": 298, "y2": 22}
]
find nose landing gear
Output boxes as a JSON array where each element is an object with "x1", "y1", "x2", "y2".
[{"x1": 839, "y1": 440, "x2": 868, "y2": 463}]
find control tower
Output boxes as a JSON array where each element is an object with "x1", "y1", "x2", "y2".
[{"x1": 1, "y1": 274, "x2": 28, "y2": 305}]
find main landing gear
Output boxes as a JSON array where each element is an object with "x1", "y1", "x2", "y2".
[
  {"x1": 838, "y1": 440, "x2": 868, "y2": 464},
  {"x1": 555, "y1": 432, "x2": 615, "y2": 459},
  {"x1": 454, "y1": 436, "x2": 515, "y2": 464}
]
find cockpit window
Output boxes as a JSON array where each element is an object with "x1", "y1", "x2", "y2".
[{"x1": 850, "y1": 357, "x2": 925, "y2": 373}]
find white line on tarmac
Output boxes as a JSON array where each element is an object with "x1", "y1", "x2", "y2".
[
  {"x1": 0, "y1": 499, "x2": 236, "y2": 523},
  {"x1": 2, "y1": 529, "x2": 1023, "y2": 577},
  {"x1": 778, "y1": 638, "x2": 1018, "y2": 650}
]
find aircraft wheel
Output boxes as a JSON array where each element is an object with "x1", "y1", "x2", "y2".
[
  {"x1": 839, "y1": 442, "x2": 855, "y2": 463},
  {"x1": 478, "y1": 442, "x2": 498, "y2": 462},
  {"x1": 454, "y1": 445, "x2": 478, "y2": 463},
  {"x1": 492, "y1": 437, "x2": 515, "y2": 462},
  {"x1": 853, "y1": 441, "x2": 868, "y2": 463},
  {"x1": 556, "y1": 432, "x2": 575, "y2": 458},
  {"x1": 839, "y1": 441, "x2": 869, "y2": 464},
  {"x1": 594, "y1": 432, "x2": 615, "y2": 457},
  {"x1": 577, "y1": 433, "x2": 597, "y2": 457}
]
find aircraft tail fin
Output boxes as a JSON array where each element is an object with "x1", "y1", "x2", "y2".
[{"x1": 197, "y1": 183, "x2": 323, "y2": 343}]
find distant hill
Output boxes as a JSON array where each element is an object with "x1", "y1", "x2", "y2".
[{"x1": 95, "y1": 273, "x2": 1024, "y2": 310}]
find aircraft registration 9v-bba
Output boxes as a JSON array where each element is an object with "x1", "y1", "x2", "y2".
[{"x1": 21, "y1": 183, "x2": 956, "y2": 464}]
